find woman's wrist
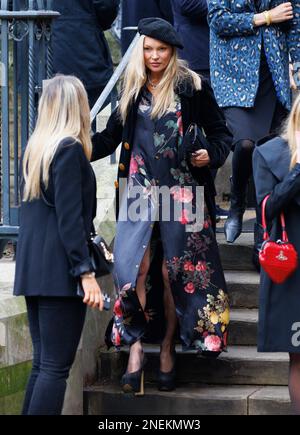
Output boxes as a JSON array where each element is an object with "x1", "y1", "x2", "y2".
[
  {"x1": 81, "y1": 271, "x2": 96, "y2": 279},
  {"x1": 253, "y1": 11, "x2": 271, "y2": 27},
  {"x1": 263, "y1": 10, "x2": 272, "y2": 26},
  {"x1": 253, "y1": 12, "x2": 265, "y2": 27}
]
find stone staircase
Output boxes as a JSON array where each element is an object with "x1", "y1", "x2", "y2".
[{"x1": 83, "y1": 232, "x2": 292, "y2": 415}]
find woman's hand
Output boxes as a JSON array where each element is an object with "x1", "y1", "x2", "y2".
[
  {"x1": 81, "y1": 275, "x2": 104, "y2": 311},
  {"x1": 269, "y1": 2, "x2": 293, "y2": 23},
  {"x1": 190, "y1": 149, "x2": 210, "y2": 168},
  {"x1": 253, "y1": 2, "x2": 293, "y2": 26}
]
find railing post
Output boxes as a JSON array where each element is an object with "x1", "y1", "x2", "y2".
[
  {"x1": 0, "y1": 0, "x2": 59, "y2": 247},
  {"x1": 28, "y1": 0, "x2": 35, "y2": 134},
  {"x1": 1, "y1": 0, "x2": 10, "y2": 226}
]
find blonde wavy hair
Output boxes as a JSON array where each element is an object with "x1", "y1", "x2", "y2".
[
  {"x1": 282, "y1": 93, "x2": 300, "y2": 169},
  {"x1": 119, "y1": 35, "x2": 201, "y2": 123},
  {"x1": 22, "y1": 75, "x2": 92, "y2": 201}
]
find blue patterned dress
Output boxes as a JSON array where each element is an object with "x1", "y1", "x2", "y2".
[
  {"x1": 106, "y1": 88, "x2": 230, "y2": 355},
  {"x1": 208, "y1": 0, "x2": 297, "y2": 144}
]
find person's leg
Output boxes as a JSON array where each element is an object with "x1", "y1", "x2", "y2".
[
  {"x1": 126, "y1": 244, "x2": 151, "y2": 374},
  {"x1": 121, "y1": 245, "x2": 151, "y2": 394},
  {"x1": 160, "y1": 259, "x2": 177, "y2": 373},
  {"x1": 225, "y1": 139, "x2": 255, "y2": 243},
  {"x1": 22, "y1": 297, "x2": 41, "y2": 415},
  {"x1": 289, "y1": 353, "x2": 300, "y2": 415},
  {"x1": 26, "y1": 297, "x2": 86, "y2": 415}
]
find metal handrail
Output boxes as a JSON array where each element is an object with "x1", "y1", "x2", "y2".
[{"x1": 90, "y1": 32, "x2": 140, "y2": 122}]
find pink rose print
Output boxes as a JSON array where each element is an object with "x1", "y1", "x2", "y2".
[
  {"x1": 184, "y1": 260, "x2": 193, "y2": 271},
  {"x1": 170, "y1": 186, "x2": 180, "y2": 201},
  {"x1": 179, "y1": 209, "x2": 190, "y2": 225},
  {"x1": 129, "y1": 157, "x2": 138, "y2": 175},
  {"x1": 203, "y1": 220, "x2": 210, "y2": 229},
  {"x1": 196, "y1": 261, "x2": 207, "y2": 272},
  {"x1": 204, "y1": 335, "x2": 222, "y2": 352},
  {"x1": 171, "y1": 186, "x2": 193, "y2": 203},
  {"x1": 135, "y1": 155, "x2": 145, "y2": 166},
  {"x1": 113, "y1": 299, "x2": 122, "y2": 318},
  {"x1": 179, "y1": 188, "x2": 193, "y2": 203},
  {"x1": 184, "y1": 282, "x2": 195, "y2": 294}
]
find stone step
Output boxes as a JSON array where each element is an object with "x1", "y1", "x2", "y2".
[
  {"x1": 229, "y1": 309, "x2": 258, "y2": 346},
  {"x1": 218, "y1": 233, "x2": 255, "y2": 271},
  {"x1": 99, "y1": 345, "x2": 289, "y2": 387},
  {"x1": 84, "y1": 384, "x2": 292, "y2": 415},
  {"x1": 225, "y1": 270, "x2": 259, "y2": 309},
  {"x1": 249, "y1": 386, "x2": 293, "y2": 415},
  {"x1": 0, "y1": 293, "x2": 32, "y2": 366}
]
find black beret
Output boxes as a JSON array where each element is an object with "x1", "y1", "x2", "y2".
[{"x1": 138, "y1": 17, "x2": 184, "y2": 49}]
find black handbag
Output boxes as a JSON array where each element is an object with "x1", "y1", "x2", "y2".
[
  {"x1": 88, "y1": 233, "x2": 114, "y2": 278},
  {"x1": 179, "y1": 123, "x2": 217, "y2": 199},
  {"x1": 179, "y1": 122, "x2": 210, "y2": 162},
  {"x1": 77, "y1": 234, "x2": 114, "y2": 306}
]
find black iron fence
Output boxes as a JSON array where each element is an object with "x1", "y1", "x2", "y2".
[{"x1": 0, "y1": 0, "x2": 59, "y2": 243}]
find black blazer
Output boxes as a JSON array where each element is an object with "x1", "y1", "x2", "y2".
[
  {"x1": 91, "y1": 79, "x2": 232, "y2": 229},
  {"x1": 14, "y1": 138, "x2": 96, "y2": 297}
]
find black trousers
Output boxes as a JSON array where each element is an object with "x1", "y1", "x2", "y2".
[{"x1": 23, "y1": 296, "x2": 86, "y2": 415}]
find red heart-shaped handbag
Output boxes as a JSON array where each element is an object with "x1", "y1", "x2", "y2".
[{"x1": 259, "y1": 195, "x2": 298, "y2": 284}]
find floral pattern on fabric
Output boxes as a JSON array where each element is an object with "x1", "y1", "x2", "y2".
[{"x1": 107, "y1": 87, "x2": 229, "y2": 354}]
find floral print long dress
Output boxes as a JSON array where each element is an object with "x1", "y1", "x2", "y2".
[{"x1": 107, "y1": 87, "x2": 229, "y2": 355}]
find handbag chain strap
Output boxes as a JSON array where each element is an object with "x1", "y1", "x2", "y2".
[{"x1": 261, "y1": 194, "x2": 288, "y2": 242}]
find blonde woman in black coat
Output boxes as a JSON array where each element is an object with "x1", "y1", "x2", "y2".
[
  {"x1": 253, "y1": 94, "x2": 300, "y2": 414},
  {"x1": 14, "y1": 75, "x2": 104, "y2": 415}
]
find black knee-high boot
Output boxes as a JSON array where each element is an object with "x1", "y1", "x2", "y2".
[{"x1": 224, "y1": 139, "x2": 255, "y2": 243}]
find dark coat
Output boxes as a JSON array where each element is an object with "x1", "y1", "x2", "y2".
[
  {"x1": 52, "y1": 0, "x2": 119, "y2": 90},
  {"x1": 14, "y1": 138, "x2": 97, "y2": 297},
  {"x1": 92, "y1": 79, "x2": 232, "y2": 229},
  {"x1": 171, "y1": 0, "x2": 209, "y2": 72},
  {"x1": 121, "y1": 0, "x2": 173, "y2": 54},
  {"x1": 253, "y1": 136, "x2": 300, "y2": 352}
]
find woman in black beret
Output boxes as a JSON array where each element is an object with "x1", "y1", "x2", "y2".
[{"x1": 92, "y1": 17, "x2": 232, "y2": 394}]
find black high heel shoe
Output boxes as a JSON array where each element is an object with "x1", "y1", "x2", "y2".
[
  {"x1": 158, "y1": 350, "x2": 176, "y2": 392},
  {"x1": 121, "y1": 354, "x2": 147, "y2": 396}
]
